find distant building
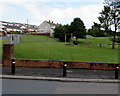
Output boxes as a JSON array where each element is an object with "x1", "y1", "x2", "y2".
[
  {"x1": 0, "y1": 20, "x2": 59, "y2": 36},
  {"x1": 3, "y1": 25, "x2": 22, "y2": 32},
  {"x1": 38, "y1": 20, "x2": 58, "y2": 36},
  {"x1": 0, "y1": 21, "x2": 4, "y2": 29},
  {"x1": 0, "y1": 22, "x2": 4, "y2": 36},
  {"x1": 0, "y1": 21, "x2": 38, "y2": 34}
]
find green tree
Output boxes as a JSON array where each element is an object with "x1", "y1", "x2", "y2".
[
  {"x1": 88, "y1": 22, "x2": 105, "y2": 37},
  {"x1": 104, "y1": 0, "x2": 120, "y2": 49},
  {"x1": 110, "y1": 8, "x2": 120, "y2": 49},
  {"x1": 104, "y1": 0, "x2": 120, "y2": 8},
  {"x1": 69, "y1": 18, "x2": 86, "y2": 42},
  {"x1": 54, "y1": 24, "x2": 70, "y2": 42},
  {"x1": 98, "y1": 6, "x2": 111, "y2": 35}
]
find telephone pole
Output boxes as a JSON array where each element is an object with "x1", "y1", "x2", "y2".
[{"x1": 27, "y1": 19, "x2": 29, "y2": 34}]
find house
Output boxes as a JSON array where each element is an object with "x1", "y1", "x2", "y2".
[
  {"x1": 0, "y1": 21, "x2": 39, "y2": 34},
  {"x1": 1, "y1": 21, "x2": 22, "y2": 33},
  {"x1": 38, "y1": 20, "x2": 58, "y2": 36},
  {"x1": 0, "y1": 22, "x2": 5, "y2": 36},
  {"x1": 0, "y1": 21, "x2": 4, "y2": 29},
  {"x1": 3, "y1": 25, "x2": 22, "y2": 32}
]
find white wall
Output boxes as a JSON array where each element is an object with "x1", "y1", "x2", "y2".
[{"x1": 38, "y1": 21, "x2": 53, "y2": 34}]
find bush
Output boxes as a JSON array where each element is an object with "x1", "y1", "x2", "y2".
[{"x1": 73, "y1": 41, "x2": 78, "y2": 45}]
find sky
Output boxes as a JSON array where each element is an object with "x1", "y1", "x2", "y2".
[{"x1": 0, "y1": 0, "x2": 105, "y2": 29}]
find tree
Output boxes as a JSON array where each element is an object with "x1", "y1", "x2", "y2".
[
  {"x1": 110, "y1": 8, "x2": 120, "y2": 49},
  {"x1": 88, "y1": 22, "x2": 106, "y2": 37},
  {"x1": 98, "y1": 6, "x2": 111, "y2": 35},
  {"x1": 54, "y1": 24, "x2": 70, "y2": 42},
  {"x1": 69, "y1": 18, "x2": 86, "y2": 42},
  {"x1": 104, "y1": 0, "x2": 120, "y2": 49},
  {"x1": 104, "y1": 0, "x2": 120, "y2": 8}
]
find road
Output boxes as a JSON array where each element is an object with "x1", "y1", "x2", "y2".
[{"x1": 2, "y1": 79, "x2": 119, "y2": 94}]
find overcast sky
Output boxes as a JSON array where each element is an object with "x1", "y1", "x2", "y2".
[{"x1": 0, "y1": 0, "x2": 104, "y2": 29}]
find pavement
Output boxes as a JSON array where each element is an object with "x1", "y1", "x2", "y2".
[{"x1": 1, "y1": 66, "x2": 120, "y2": 83}]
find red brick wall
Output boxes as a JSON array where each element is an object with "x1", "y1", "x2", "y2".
[
  {"x1": 15, "y1": 59, "x2": 91, "y2": 69},
  {"x1": 9, "y1": 59, "x2": 120, "y2": 70},
  {"x1": 15, "y1": 59, "x2": 63, "y2": 68},
  {"x1": 3, "y1": 44, "x2": 14, "y2": 66}
]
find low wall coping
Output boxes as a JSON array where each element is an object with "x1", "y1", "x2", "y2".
[{"x1": 13, "y1": 58, "x2": 120, "y2": 65}]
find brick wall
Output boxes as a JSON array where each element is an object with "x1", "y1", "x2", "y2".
[
  {"x1": 3, "y1": 44, "x2": 14, "y2": 66},
  {"x1": 10, "y1": 59, "x2": 120, "y2": 70},
  {"x1": 14, "y1": 59, "x2": 91, "y2": 69},
  {"x1": 15, "y1": 59, "x2": 62, "y2": 68}
]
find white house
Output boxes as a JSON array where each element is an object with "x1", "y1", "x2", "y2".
[
  {"x1": 0, "y1": 21, "x2": 4, "y2": 29},
  {"x1": 38, "y1": 20, "x2": 58, "y2": 36},
  {"x1": 0, "y1": 22, "x2": 4, "y2": 35},
  {"x1": 0, "y1": 21, "x2": 39, "y2": 33},
  {"x1": 3, "y1": 25, "x2": 22, "y2": 32}
]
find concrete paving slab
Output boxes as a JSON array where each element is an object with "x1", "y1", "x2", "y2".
[{"x1": 1, "y1": 75, "x2": 120, "y2": 83}]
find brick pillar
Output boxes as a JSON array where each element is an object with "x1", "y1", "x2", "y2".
[{"x1": 3, "y1": 44, "x2": 14, "y2": 66}]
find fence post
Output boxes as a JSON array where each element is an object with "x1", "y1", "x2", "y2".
[
  {"x1": 63, "y1": 62, "x2": 67, "y2": 77},
  {"x1": 115, "y1": 66, "x2": 119, "y2": 79},
  {"x1": 11, "y1": 59, "x2": 15, "y2": 74}
]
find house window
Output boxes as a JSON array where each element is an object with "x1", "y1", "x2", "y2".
[{"x1": 51, "y1": 26, "x2": 55, "y2": 28}]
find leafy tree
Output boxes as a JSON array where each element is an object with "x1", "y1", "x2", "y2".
[
  {"x1": 69, "y1": 18, "x2": 86, "y2": 42},
  {"x1": 54, "y1": 18, "x2": 86, "y2": 43},
  {"x1": 88, "y1": 22, "x2": 106, "y2": 37},
  {"x1": 110, "y1": 8, "x2": 120, "y2": 49},
  {"x1": 104, "y1": 0, "x2": 120, "y2": 49},
  {"x1": 54, "y1": 24, "x2": 70, "y2": 42},
  {"x1": 98, "y1": 6, "x2": 111, "y2": 35},
  {"x1": 104, "y1": 0, "x2": 120, "y2": 8}
]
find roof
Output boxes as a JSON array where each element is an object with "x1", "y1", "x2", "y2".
[
  {"x1": 45, "y1": 21, "x2": 58, "y2": 26},
  {"x1": 0, "y1": 22, "x2": 4, "y2": 28},
  {"x1": 3, "y1": 25, "x2": 21, "y2": 30}
]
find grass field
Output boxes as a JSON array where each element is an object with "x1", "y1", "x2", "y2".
[{"x1": 14, "y1": 35, "x2": 119, "y2": 63}]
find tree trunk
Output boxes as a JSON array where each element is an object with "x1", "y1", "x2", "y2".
[
  {"x1": 112, "y1": 40, "x2": 115, "y2": 49},
  {"x1": 112, "y1": 23, "x2": 117, "y2": 49},
  {"x1": 76, "y1": 38, "x2": 78, "y2": 42}
]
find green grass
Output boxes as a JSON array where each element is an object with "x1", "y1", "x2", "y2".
[
  {"x1": 76, "y1": 37, "x2": 113, "y2": 46},
  {"x1": 14, "y1": 35, "x2": 119, "y2": 63}
]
